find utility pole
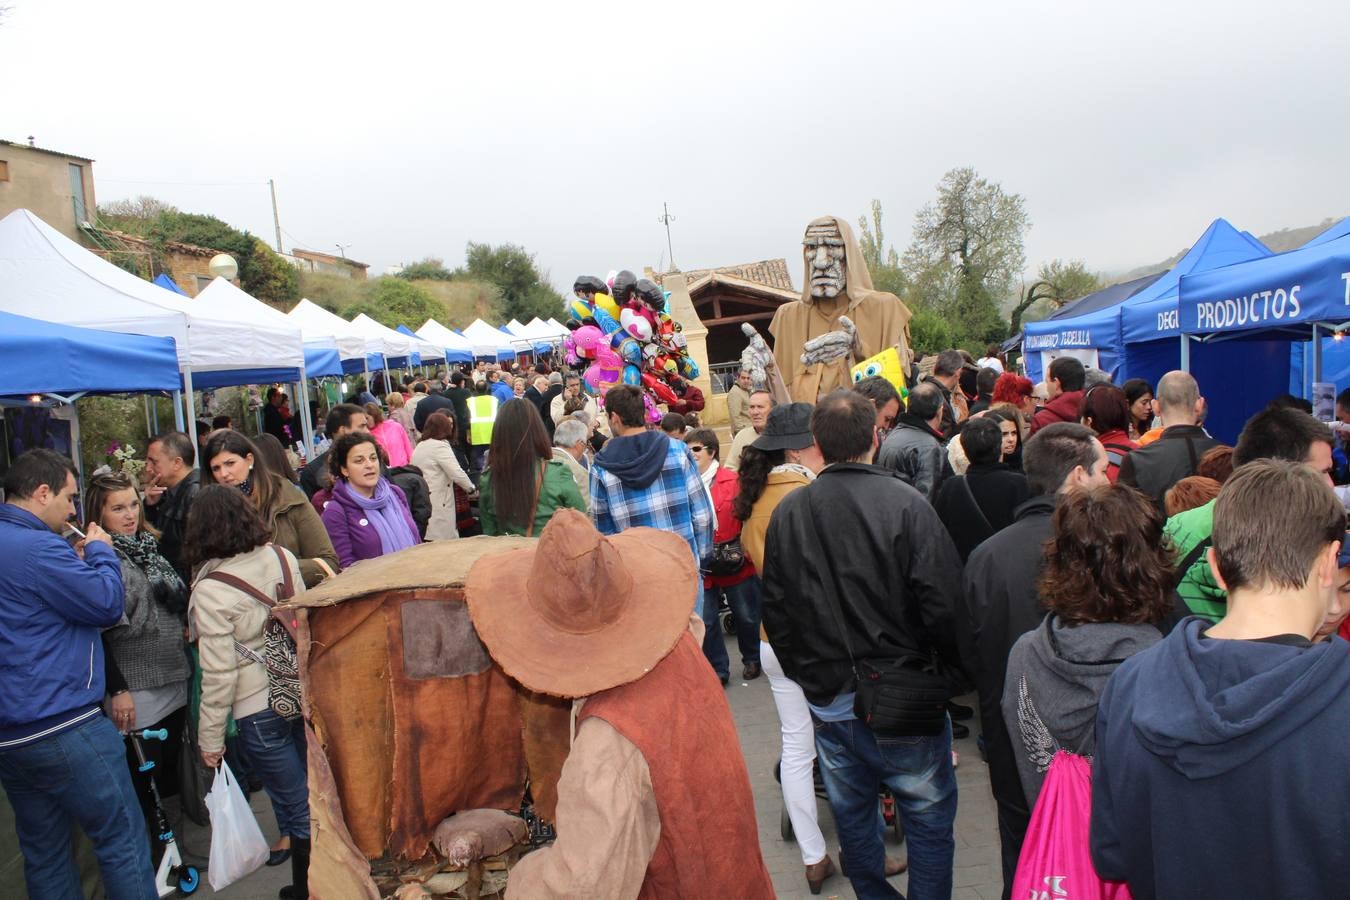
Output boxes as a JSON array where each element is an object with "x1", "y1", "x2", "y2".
[
  {"x1": 269, "y1": 179, "x2": 283, "y2": 253},
  {"x1": 658, "y1": 202, "x2": 676, "y2": 272},
  {"x1": 335, "y1": 243, "x2": 351, "y2": 259}
]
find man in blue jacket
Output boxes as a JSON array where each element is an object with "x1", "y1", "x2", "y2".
[
  {"x1": 0, "y1": 450, "x2": 154, "y2": 898},
  {"x1": 1092, "y1": 459, "x2": 1350, "y2": 899}
]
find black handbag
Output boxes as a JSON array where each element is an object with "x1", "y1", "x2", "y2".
[
  {"x1": 803, "y1": 493, "x2": 951, "y2": 738},
  {"x1": 178, "y1": 719, "x2": 212, "y2": 827},
  {"x1": 707, "y1": 537, "x2": 746, "y2": 577}
]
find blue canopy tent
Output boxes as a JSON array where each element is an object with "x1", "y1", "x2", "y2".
[
  {"x1": 396, "y1": 324, "x2": 471, "y2": 364},
  {"x1": 1014, "y1": 273, "x2": 1165, "y2": 373},
  {"x1": 1305, "y1": 216, "x2": 1350, "y2": 248},
  {"x1": 0, "y1": 310, "x2": 180, "y2": 396},
  {"x1": 1180, "y1": 225, "x2": 1350, "y2": 433},
  {"x1": 153, "y1": 273, "x2": 187, "y2": 296}
]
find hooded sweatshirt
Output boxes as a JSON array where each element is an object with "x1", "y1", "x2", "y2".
[
  {"x1": 592, "y1": 430, "x2": 670, "y2": 490},
  {"x1": 1002, "y1": 614, "x2": 1161, "y2": 808},
  {"x1": 1091, "y1": 618, "x2": 1350, "y2": 899}
]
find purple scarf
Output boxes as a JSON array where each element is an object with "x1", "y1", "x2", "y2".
[{"x1": 334, "y1": 478, "x2": 418, "y2": 555}]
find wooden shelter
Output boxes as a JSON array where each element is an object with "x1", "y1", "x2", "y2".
[
  {"x1": 651, "y1": 259, "x2": 799, "y2": 366},
  {"x1": 285, "y1": 536, "x2": 571, "y2": 899}
]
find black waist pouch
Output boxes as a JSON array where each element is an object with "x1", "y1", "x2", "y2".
[{"x1": 853, "y1": 657, "x2": 950, "y2": 737}]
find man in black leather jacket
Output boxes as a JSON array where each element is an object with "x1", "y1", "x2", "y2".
[
  {"x1": 761, "y1": 390, "x2": 962, "y2": 900},
  {"x1": 143, "y1": 431, "x2": 200, "y2": 584}
]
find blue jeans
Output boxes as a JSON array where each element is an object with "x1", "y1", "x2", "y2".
[
  {"x1": 0, "y1": 714, "x2": 156, "y2": 899},
  {"x1": 237, "y1": 708, "x2": 310, "y2": 839},
  {"x1": 701, "y1": 576, "x2": 763, "y2": 679},
  {"x1": 814, "y1": 717, "x2": 957, "y2": 900}
]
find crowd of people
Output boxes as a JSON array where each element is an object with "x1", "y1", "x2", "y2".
[{"x1": 4, "y1": 343, "x2": 1350, "y2": 900}]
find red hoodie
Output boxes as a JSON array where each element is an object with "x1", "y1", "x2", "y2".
[{"x1": 1029, "y1": 389, "x2": 1084, "y2": 435}]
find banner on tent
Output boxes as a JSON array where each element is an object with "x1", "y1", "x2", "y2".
[
  {"x1": 1039, "y1": 348, "x2": 1099, "y2": 379},
  {"x1": 1025, "y1": 329, "x2": 1097, "y2": 352}
]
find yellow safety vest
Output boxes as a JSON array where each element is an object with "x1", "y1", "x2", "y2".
[{"x1": 468, "y1": 395, "x2": 498, "y2": 445}]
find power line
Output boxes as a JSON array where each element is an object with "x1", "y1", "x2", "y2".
[{"x1": 100, "y1": 178, "x2": 267, "y2": 187}]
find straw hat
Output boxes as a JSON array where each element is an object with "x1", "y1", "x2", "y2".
[{"x1": 465, "y1": 508, "x2": 697, "y2": 698}]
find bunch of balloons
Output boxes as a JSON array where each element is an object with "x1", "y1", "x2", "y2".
[{"x1": 564, "y1": 269, "x2": 702, "y2": 421}]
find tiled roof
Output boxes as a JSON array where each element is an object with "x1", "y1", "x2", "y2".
[
  {"x1": 85, "y1": 227, "x2": 220, "y2": 257},
  {"x1": 656, "y1": 258, "x2": 794, "y2": 292},
  {"x1": 0, "y1": 139, "x2": 94, "y2": 163}
]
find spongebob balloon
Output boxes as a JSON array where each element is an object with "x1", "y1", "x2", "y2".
[{"x1": 851, "y1": 346, "x2": 908, "y2": 399}]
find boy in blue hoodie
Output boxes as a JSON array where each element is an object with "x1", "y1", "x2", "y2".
[
  {"x1": 0, "y1": 450, "x2": 154, "y2": 898},
  {"x1": 1091, "y1": 459, "x2": 1350, "y2": 899}
]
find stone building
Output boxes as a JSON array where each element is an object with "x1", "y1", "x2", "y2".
[
  {"x1": 0, "y1": 138, "x2": 96, "y2": 242},
  {"x1": 286, "y1": 247, "x2": 369, "y2": 280}
]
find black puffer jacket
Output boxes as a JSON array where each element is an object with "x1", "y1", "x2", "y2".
[
  {"x1": 760, "y1": 463, "x2": 962, "y2": 706},
  {"x1": 387, "y1": 464, "x2": 432, "y2": 539},
  {"x1": 144, "y1": 469, "x2": 200, "y2": 584}
]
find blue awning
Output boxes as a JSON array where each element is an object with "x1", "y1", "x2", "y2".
[{"x1": 0, "y1": 310, "x2": 180, "y2": 396}]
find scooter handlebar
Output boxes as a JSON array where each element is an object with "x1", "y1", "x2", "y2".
[{"x1": 137, "y1": 728, "x2": 169, "y2": 742}]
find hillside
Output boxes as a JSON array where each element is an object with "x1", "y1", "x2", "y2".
[{"x1": 1109, "y1": 217, "x2": 1342, "y2": 283}]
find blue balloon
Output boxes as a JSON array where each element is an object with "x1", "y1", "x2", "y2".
[
  {"x1": 614, "y1": 336, "x2": 643, "y2": 365},
  {"x1": 622, "y1": 364, "x2": 642, "y2": 386},
  {"x1": 593, "y1": 308, "x2": 622, "y2": 335}
]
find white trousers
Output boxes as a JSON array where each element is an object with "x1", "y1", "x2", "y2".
[{"x1": 761, "y1": 640, "x2": 827, "y2": 866}]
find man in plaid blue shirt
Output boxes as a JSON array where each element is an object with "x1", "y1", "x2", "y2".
[{"x1": 590, "y1": 385, "x2": 713, "y2": 615}]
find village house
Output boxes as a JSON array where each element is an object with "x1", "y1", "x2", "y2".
[{"x1": 0, "y1": 138, "x2": 97, "y2": 242}]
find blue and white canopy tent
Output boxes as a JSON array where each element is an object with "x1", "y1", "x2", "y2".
[
  {"x1": 462, "y1": 319, "x2": 519, "y2": 362},
  {"x1": 416, "y1": 319, "x2": 476, "y2": 363},
  {"x1": 0, "y1": 310, "x2": 181, "y2": 480},
  {"x1": 288, "y1": 299, "x2": 384, "y2": 374},
  {"x1": 1180, "y1": 221, "x2": 1350, "y2": 428},
  {"x1": 0, "y1": 209, "x2": 304, "y2": 443},
  {"x1": 1017, "y1": 273, "x2": 1165, "y2": 380}
]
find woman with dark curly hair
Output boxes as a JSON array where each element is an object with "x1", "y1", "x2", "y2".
[
  {"x1": 1121, "y1": 378, "x2": 1154, "y2": 440},
  {"x1": 320, "y1": 431, "x2": 420, "y2": 566},
  {"x1": 1002, "y1": 484, "x2": 1175, "y2": 808}
]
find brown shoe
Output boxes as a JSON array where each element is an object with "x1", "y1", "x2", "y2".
[
  {"x1": 805, "y1": 856, "x2": 835, "y2": 894},
  {"x1": 743, "y1": 662, "x2": 762, "y2": 680}
]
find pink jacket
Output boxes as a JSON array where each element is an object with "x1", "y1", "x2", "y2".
[{"x1": 371, "y1": 419, "x2": 414, "y2": 468}]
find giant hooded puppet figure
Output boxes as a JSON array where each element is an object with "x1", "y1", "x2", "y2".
[{"x1": 769, "y1": 215, "x2": 912, "y2": 402}]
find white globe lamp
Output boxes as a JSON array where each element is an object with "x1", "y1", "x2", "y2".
[{"x1": 208, "y1": 253, "x2": 239, "y2": 281}]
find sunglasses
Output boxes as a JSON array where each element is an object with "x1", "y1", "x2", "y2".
[{"x1": 688, "y1": 444, "x2": 706, "y2": 453}]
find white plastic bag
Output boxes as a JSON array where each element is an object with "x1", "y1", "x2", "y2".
[{"x1": 206, "y1": 760, "x2": 270, "y2": 890}]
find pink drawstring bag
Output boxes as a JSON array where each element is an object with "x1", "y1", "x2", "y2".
[{"x1": 1011, "y1": 750, "x2": 1132, "y2": 900}]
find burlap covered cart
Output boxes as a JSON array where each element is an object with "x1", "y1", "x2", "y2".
[{"x1": 283, "y1": 536, "x2": 571, "y2": 899}]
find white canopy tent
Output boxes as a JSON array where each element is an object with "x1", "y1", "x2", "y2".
[
  {"x1": 523, "y1": 317, "x2": 566, "y2": 342},
  {"x1": 416, "y1": 319, "x2": 477, "y2": 362},
  {"x1": 0, "y1": 209, "x2": 303, "y2": 436},
  {"x1": 546, "y1": 317, "x2": 570, "y2": 338},
  {"x1": 462, "y1": 319, "x2": 519, "y2": 360},
  {"x1": 196, "y1": 278, "x2": 324, "y2": 449},
  {"x1": 286, "y1": 297, "x2": 376, "y2": 371},
  {"x1": 504, "y1": 319, "x2": 528, "y2": 336}
]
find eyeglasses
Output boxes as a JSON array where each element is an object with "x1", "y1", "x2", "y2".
[{"x1": 688, "y1": 445, "x2": 705, "y2": 453}]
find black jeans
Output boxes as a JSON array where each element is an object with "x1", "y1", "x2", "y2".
[{"x1": 982, "y1": 710, "x2": 1030, "y2": 900}]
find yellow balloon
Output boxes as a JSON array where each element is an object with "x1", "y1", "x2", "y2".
[{"x1": 593, "y1": 291, "x2": 622, "y2": 320}]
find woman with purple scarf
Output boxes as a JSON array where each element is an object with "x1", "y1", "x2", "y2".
[{"x1": 320, "y1": 433, "x2": 421, "y2": 567}]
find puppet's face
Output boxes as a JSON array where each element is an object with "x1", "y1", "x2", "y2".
[
  {"x1": 852, "y1": 347, "x2": 908, "y2": 397},
  {"x1": 804, "y1": 217, "x2": 846, "y2": 300}
]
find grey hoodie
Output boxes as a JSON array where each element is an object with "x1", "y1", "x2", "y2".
[{"x1": 1002, "y1": 614, "x2": 1161, "y2": 808}]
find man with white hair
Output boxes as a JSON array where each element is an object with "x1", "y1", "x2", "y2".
[{"x1": 552, "y1": 418, "x2": 591, "y2": 508}]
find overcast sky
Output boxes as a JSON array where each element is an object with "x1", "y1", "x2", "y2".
[{"x1": 5, "y1": 0, "x2": 1349, "y2": 293}]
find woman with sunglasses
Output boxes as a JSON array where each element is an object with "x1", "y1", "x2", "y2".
[{"x1": 83, "y1": 470, "x2": 191, "y2": 856}]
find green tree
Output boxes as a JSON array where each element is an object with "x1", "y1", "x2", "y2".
[
  {"x1": 343, "y1": 278, "x2": 443, "y2": 330},
  {"x1": 856, "y1": 199, "x2": 907, "y2": 297},
  {"x1": 243, "y1": 240, "x2": 300, "y2": 308},
  {"x1": 396, "y1": 257, "x2": 455, "y2": 281},
  {"x1": 903, "y1": 167, "x2": 1029, "y2": 344},
  {"x1": 1009, "y1": 259, "x2": 1102, "y2": 332},
  {"x1": 457, "y1": 242, "x2": 565, "y2": 323}
]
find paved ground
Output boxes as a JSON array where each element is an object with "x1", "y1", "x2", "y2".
[{"x1": 187, "y1": 630, "x2": 1003, "y2": 899}]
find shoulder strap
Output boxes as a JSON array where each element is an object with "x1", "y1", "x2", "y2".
[
  {"x1": 271, "y1": 544, "x2": 295, "y2": 601},
  {"x1": 957, "y1": 476, "x2": 993, "y2": 534},
  {"x1": 1178, "y1": 535, "x2": 1213, "y2": 575},
  {"x1": 1184, "y1": 435, "x2": 1199, "y2": 471},
  {"x1": 202, "y1": 570, "x2": 277, "y2": 610},
  {"x1": 524, "y1": 460, "x2": 547, "y2": 538}
]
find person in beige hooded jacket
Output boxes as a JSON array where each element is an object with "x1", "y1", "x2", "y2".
[{"x1": 185, "y1": 484, "x2": 311, "y2": 896}]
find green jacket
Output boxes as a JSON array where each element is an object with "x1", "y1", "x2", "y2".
[
  {"x1": 1165, "y1": 498, "x2": 1225, "y2": 622},
  {"x1": 480, "y1": 458, "x2": 586, "y2": 537}
]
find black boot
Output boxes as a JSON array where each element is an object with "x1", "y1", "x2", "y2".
[{"x1": 278, "y1": 837, "x2": 310, "y2": 900}]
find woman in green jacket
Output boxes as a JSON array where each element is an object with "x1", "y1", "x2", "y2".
[{"x1": 479, "y1": 399, "x2": 585, "y2": 536}]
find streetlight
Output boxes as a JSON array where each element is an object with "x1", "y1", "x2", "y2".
[{"x1": 208, "y1": 253, "x2": 239, "y2": 281}]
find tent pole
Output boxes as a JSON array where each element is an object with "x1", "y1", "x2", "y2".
[
  {"x1": 182, "y1": 367, "x2": 198, "y2": 469},
  {"x1": 1179, "y1": 335, "x2": 1190, "y2": 373},
  {"x1": 1313, "y1": 324, "x2": 1324, "y2": 384},
  {"x1": 172, "y1": 389, "x2": 185, "y2": 432},
  {"x1": 144, "y1": 395, "x2": 153, "y2": 441},
  {"x1": 295, "y1": 366, "x2": 315, "y2": 457}
]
